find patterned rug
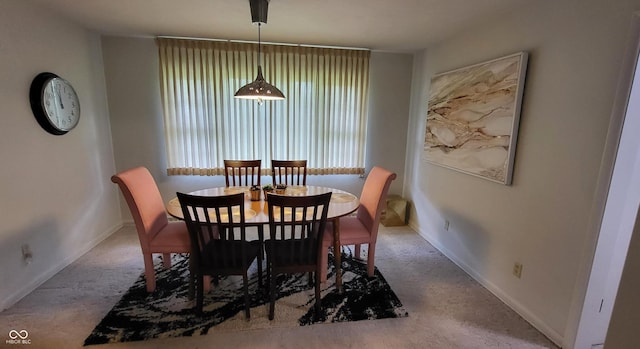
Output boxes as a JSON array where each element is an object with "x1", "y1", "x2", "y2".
[{"x1": 84, "y1": 249, "x2": 407, "y2": 345}]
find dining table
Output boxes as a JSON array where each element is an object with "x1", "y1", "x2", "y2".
[{"x1": 166, "y1": 185, "x2": 360, "y2": 293}]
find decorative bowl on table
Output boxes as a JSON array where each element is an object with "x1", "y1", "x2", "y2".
[
  {"x1": 250, "y1": 185, "x2": 261, "y2": 201},
  {"x1": 275, "y1": 184, "x2": 287, "y2": 195}
]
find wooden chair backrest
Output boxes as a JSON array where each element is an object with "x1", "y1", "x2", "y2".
[
  {"x1": 224, "y1": 159, "x2": 262, "y2": 187},
  {"x1": 266, "y1": 192, "x2": 331, "y2": 266},
  {"x1": 271, "y1": 159, "x2": 307, "y2": 186}
]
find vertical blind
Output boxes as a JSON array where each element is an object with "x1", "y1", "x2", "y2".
[{"x1": 157, "y1": 38, "x2": 370, "y2": 176}]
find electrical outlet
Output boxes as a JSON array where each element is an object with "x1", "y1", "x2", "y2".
[
  {"x1": 444, "y1": 220, "x2": 450, "y2": 231},
  {"x1": 513, "y1": 262, "x2": 523, "y2": 278},
  {"x1": 21, "y1": 244, "x2": 33, "y2": 265}
]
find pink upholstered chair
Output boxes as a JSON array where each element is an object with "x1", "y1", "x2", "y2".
[
  {"x1": 111, "y1": 166, "x2": 191, "y2": 293},
  {"x1": 320, "y1": 166, "x2": 397, "y2": 281}
]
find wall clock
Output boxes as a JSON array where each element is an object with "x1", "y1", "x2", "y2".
[{"x1": 29, "y1": 72, "x2": 80, "y2": 135}]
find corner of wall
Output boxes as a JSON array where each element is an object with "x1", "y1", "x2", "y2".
[{"x1": 409, "y1": 219, "x2": 564, "y2": 346}]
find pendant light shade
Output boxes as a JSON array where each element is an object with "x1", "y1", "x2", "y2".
[
  {"x1": 234, "y1": 65, "x2": 285, "y2": 101},
  {"x1": 234, "y1": 0, "x2": 285, "y2": 103}
]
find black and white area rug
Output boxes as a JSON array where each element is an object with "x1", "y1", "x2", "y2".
[{"x1": 84, "y1": 249, "x2": 408, "y2": 345}]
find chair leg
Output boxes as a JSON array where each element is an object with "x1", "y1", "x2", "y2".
[
  {"x1": 354, "y1": 244, "x2": 361, "y2": 259},
  {"x1": 258, "y1": 225, "x2": 265, "y2": 258},
  {"x1": 269, "y1": 270, "x2": 276, "y2": 320},
  {"x1": 196, "y1": 274, "x2": 204, "y2": 314},
  {"x1": 319, "y1": 244, "x2": 329, "y2": 282},
  {"x1": 266, "y1": 262, "x2": 270, "y2": 289},
  {"x1": 162, "y1": 253, "x2": 172, "y2": 268},
  {"x1": 314, "y1": 271, "x2": 321, "y2": 319},
  {"x1": 265, "y1": 243, "x2": 271, "y2": 287},
  {"x1": 257, "y1": 225, "x2": 264, "y2": 287},
  {"x1": 243, "y1": 271, "x2": 251, "y2": 320},
  {"x1": 143, "y1": 253, "x2": 156, "y2": 292},
  {"x1": 188, "y1": 253, "x2": 195, "y2": 300},
  {"x1": 203, "y1": 276, "x2": 212, "y2": 293},
  {"x1": 367, "y1": 243, "x2": 376, "y2": 277}
]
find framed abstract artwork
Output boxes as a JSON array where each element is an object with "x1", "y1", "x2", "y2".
[{"x1": 423, "y1": 52, "x2": 528, "y2": 185}]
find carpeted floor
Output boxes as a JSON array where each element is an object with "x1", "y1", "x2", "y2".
[
  {"x1": 84, "y1": 250, "x2": 407, "y2": 345},
  {"x1": 0, "y1": 225, "x2": 559, "y2": 349}
]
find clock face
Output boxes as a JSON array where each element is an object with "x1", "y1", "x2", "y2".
[
  {"x1": 29, "y1": 72, "x2": 81, "y2": 135},
  {"x1": 41, "y1": 77, "x2": 80, "y2": 132}
]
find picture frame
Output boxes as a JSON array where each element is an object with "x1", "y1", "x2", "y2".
[{"x1": 423, "y1": 52, "x2": 528, "y2": 185}]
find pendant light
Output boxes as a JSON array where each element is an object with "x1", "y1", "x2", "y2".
[{"x1": 234, "y1": 0, "x2": 285, "y2": 103}]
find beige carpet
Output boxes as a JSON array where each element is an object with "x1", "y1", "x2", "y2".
[{"x1": 0, "y1": 225, "x2": 558, "y2": 349}]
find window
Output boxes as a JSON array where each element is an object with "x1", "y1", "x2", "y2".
[{"x1": 157, "y1": 38, "x2": 370, "y2": 176}]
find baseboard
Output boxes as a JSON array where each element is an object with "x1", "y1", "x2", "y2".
[
  {"x1": 0, "y1": 222, "x2": 124, "y2": 311},
  {"x1": 409, "y1": 221, "x2": 564, "y2": 347}
]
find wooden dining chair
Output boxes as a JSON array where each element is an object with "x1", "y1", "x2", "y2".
[
  {"x1": 265, "y1": 192, "x2": 332, "y2": 320},
  {"x1": 224, "y1": 159, "x2": 265, "y2": 259},
  {"x1": 177, "y1": 192, "x2": 263, "y2": 318},
  {"x1": 224, "y1": 160, "x2": 262, "y2": 187},
  {"x1": 319, "y1": 166, "x2": 397, "y2": 281},
  {"x1": 271, "y1": 160, "x2": 307, "y2": 186},
  {"x1": 111, "y1": 166, "x2": 192, "y2": 293}
]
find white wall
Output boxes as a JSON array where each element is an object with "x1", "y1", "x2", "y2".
[
  {"x1": 0, "y1": 1, "x2": 120, "y2": 310},
  {"x1": 404, "y1": 0, "x2": 640, "y2": 346},
  {"x1": 101, "y1": 36, "x2": 412, "y2": 220},
  {"x1": 366, "y1": 52, "x2": 412, "y2": 196},
  {"x1": 605, "y1": 206, "x2": 640, "y2": 349}
]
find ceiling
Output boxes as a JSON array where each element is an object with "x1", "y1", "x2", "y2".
[{"x1": 30, "y1": 0, "x2": 528, "y2": 52}]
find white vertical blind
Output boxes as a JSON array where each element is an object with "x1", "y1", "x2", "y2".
[{"x1": 157, "y1": 38, "x2": 370, "y2": 176}]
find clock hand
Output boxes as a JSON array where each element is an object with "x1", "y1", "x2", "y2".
[{"x1": 58, "y1": 92, "x2": 64, "y2": 109}]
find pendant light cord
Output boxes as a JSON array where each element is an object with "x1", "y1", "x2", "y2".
[{"x1": 258, "y1": 22, "x2": 262, "y2": 68}]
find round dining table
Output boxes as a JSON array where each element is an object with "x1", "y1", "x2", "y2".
[{"x1": 166, "y1": 185, "x2": 360, "y2": 292}]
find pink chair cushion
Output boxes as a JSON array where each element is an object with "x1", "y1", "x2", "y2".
[
  {"x1": 148, "y1": 221, "x2": 191, "y2": 253},
  {"x1": 323, "y1": 217, "x2": 371, "y2": 245}
]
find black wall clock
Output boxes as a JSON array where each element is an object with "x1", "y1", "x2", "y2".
[{"x1": 29, "y1": 72, "x2": 80, "y2": 135}]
